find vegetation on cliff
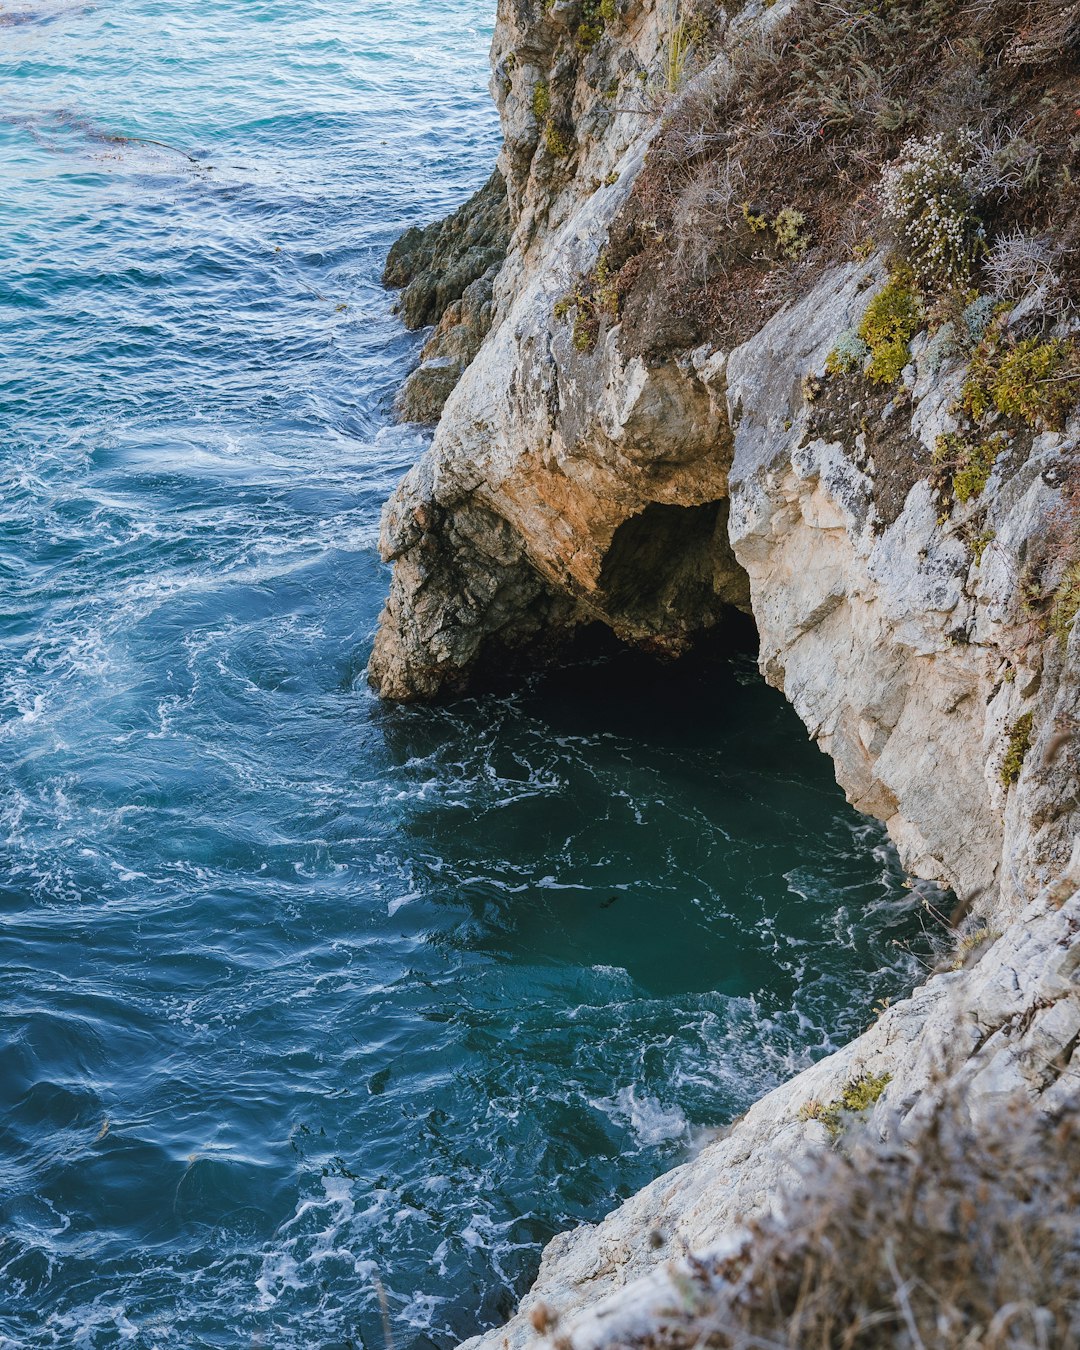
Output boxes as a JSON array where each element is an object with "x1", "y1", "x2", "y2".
[
  {"x1": 554, "y1": 1096, "x2": 1080, "y2": 1349},
  {"x1": 536, "y1": 2, "x2": 1078, "y2": 603},
  {"x1": 599, "y1": 0, "x2": 1078, "y2": 356}
]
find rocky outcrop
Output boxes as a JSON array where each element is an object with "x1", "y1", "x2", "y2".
[
  {"x1": 371, "y1": 1, "x2": 772, "y2": 698},
  {"x1": 368, "y1": 0, "x2": 1080, "y2": 1344},
  {"x1": 385, "y1": 168, "x2": 511, "y2": 422},
  {"x1": 367, "y1": 224, "x2": 753, "y2": 695}
]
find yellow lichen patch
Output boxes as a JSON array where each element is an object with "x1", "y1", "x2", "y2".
[
  {"x1": 544, "y1": 123, "x2": 572, "y2": 158},
  {"x1": 799, "y1": 1072, "x2": 892, "y2": 1141}
]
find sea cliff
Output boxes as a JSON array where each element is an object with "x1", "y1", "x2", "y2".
[{"x1": 371, "y1": 0, "x2": 1080, "y2": 1342}]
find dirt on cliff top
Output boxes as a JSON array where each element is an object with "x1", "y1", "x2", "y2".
[{"x1": 602, "y1": 1094, "x2": 1080, "y2": 1350}]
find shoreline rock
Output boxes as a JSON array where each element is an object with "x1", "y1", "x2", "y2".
[{"x1": 385, "y1": 167, "x2": 511, "y2": 423}]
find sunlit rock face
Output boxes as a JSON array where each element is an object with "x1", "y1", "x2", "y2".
[
  {"x1": 371, "y1": 1, "x2": 763, "y2": 701},
  {"x1": 721, "y1": 261, "x2": 1078, "y2": 926}
]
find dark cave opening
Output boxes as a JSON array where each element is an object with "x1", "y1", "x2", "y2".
[{"x1": 597, "y1": 500, "x2": 751, "y2": 640}]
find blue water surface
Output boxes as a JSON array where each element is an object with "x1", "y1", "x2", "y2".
[{"x1": 0, "y1": 4, "x2": 933, "y2": 1347}]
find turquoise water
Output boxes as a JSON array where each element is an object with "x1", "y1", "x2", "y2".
[{"x1": 0, "y1": 4, "x2": 932, "y2": 1347}]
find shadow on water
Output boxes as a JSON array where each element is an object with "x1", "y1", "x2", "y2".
[
  {"x1": 375, "y1": 622, "x2": 945, "y2": 1001},
  {"x1": 0, "y1": 4, "x2": 95, "y2": 28}
]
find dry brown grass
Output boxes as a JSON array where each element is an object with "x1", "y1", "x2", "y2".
[
  {"x1": 602, "y1": 0, "x2": 1080, "y2": 358},
  {"x1": 597, "y1": 1095, "x2": 1080, "y2": 1350}
]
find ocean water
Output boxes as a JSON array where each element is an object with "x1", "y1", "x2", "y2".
[{"x1": 0, "y1": 3, "x2": 934, "y2": 1347}]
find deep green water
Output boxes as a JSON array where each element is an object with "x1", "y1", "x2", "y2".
[{"x1": 0, "y1": 3, "x2": 932, "y2": 1347}]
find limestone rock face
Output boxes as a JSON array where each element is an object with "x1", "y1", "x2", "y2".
[
  {"x1": 486, "y1": 0, "x2": 671, "y2": 301},
  {"x1": 720, "y1": 262, "x2": 1078, "y2": 923}
]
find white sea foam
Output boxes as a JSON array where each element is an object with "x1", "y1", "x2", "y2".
[{"x1": 591, "y1": 1086, "x2": 689, "y2": 1147}]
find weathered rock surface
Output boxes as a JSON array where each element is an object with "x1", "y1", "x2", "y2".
[
  {"x1": 371, "y1": 2, "x2": 782, "y2": 696},
  {"x1": 385, "y1": 168, "x2": 511, "y2": 422},
  {"x1": 368, "y1": 207, "x2": 753, "y2": 696},
  {"x1": 397, "y1": 265, "x2": 503, "y2": 423},
  {"x1": 385, "y1": 168, "x2": 510, "y2": 330},
  {"x1": 721, "y1": 261, "x2": 1079, "y2": 923}
]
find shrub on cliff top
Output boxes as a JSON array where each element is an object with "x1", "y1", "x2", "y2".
[
  {"x1": 602, "y1": 0, "x2": 1079, "y2": 356},
  {"x1": 987, "y1": 228, "x2": 1071, "y2": 313},
  {"x1": 578, "y1": 1095, "x2": 1080, "y2": 1350},
  {"x1": 879, "y1": 130, "x2": 989, "y2": 291},
  {"x1": 859, "y1": 274, "x2": 924, "y2": 383}
]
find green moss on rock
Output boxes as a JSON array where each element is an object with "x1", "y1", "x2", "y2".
[
  {"x1": 860, "y1": 276, "x2": 924, "y2": 384},
  {"x1": 1050, "y1": 562, "x2": 1080, "y2": 647},
  {"x1": 1001, "y1": 711, "x2": 1034, "y2": 787}
]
